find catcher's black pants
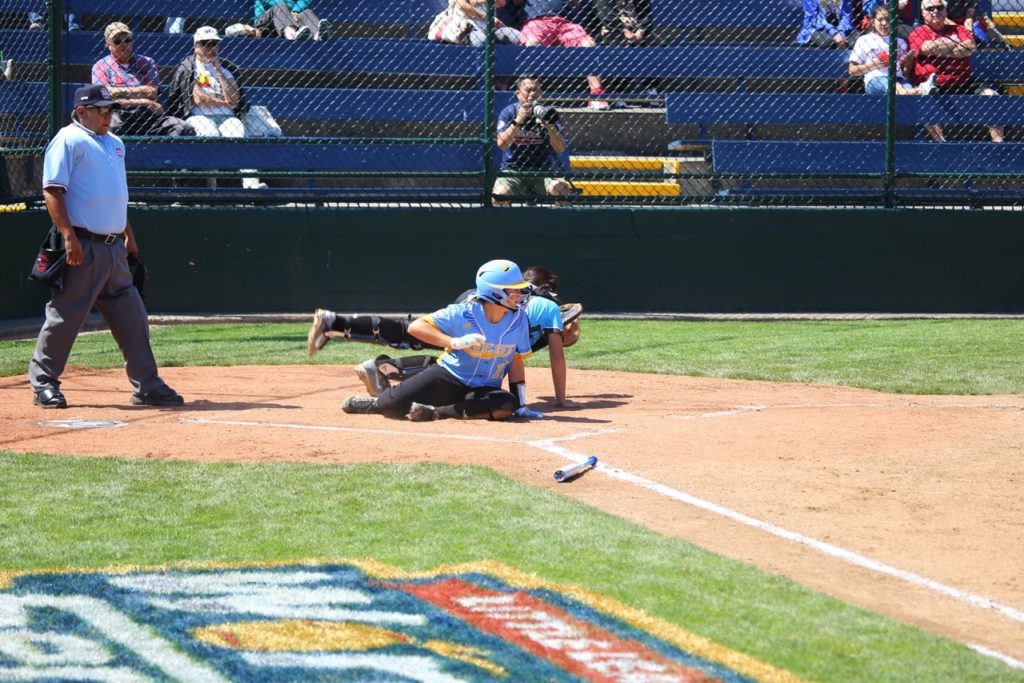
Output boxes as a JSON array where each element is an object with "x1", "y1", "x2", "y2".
[{"x1": 375, "y1": 363, "x2": 518, "y2": 420}]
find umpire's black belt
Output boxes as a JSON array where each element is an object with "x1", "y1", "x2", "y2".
[{"x1": 74, "y1": 226, "x2": 124, "y2": 244}]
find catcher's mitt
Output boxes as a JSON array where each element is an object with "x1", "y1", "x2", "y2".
[
  {"x1": 559, "y1": 302, "x2": 583, "y2": 325},
  {"x1": 559, "y1": 302, "x2": 583, "y2": 347},
  {"x1": 127, "y1": 253, "x2": 149, "y2": 299}
]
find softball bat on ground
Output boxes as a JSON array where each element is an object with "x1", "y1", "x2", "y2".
[{"x1": 554, "y1": 455, "x2": 598, "y2": 483}]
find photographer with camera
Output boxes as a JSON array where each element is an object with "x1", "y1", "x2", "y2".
[{"x1": 494, "y1": 77, "x2": 571, "y2": 205}]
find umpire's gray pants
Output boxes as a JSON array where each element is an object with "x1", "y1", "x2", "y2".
[{"x1": 28, "y1": 237, "x2": 168, "y2": 398}]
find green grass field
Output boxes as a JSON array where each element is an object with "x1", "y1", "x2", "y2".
[
  {"x1": 2, "y1": 319, "x2": 1022, "y2": 681},
  {"x1": 3, "y1": 319, "x2": 1023, "y2": 394}
]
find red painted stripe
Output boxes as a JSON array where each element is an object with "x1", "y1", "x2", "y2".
[{"x1": 397, "y1": 578, "x2": 719, "y2": 683}]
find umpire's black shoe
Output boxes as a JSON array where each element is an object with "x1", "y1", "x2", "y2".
[
  {"x1": 342, "y1": 396, "x2": 379, "y2": 414},
  {"x1": 131, "y1": 386, "x2": 185, "y2": 407},
  {"x1": 33, "y1": 387, "x2": 67, "y2": 409}
]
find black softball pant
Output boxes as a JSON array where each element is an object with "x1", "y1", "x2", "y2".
[{"x1": 376, "y1": 363, "x2": 518, "y2": 420}]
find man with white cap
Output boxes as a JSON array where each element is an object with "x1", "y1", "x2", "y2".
[
  {"x1": 167, "y1": 26, "x2": 281, "y2": 189},
  {"x1": 29, "y1": 84, "x2": 185, "y2": 409}
]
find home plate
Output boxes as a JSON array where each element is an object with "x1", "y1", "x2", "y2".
[{"x1": 38, "y1": 419, "x2": 128, "y2": 430}]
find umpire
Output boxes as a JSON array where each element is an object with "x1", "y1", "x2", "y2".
[{"x1": 28, "y1": 84, "x2": 184, "y2": 408}]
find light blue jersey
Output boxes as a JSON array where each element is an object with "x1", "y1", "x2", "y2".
[
  {"x1": 42, "y1": 121, "x2": 128, "y2": 234},
  {"x1": 525, "y1": 296, "x2": 563, "y2": 350},
  {"x1": 424, "y1": 300, "x2": 532, "y2": 388}
]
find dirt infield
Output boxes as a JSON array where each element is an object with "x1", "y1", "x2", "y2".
[{"x1": 2, "y1": 364, "x2": 1022, "y2": 663}]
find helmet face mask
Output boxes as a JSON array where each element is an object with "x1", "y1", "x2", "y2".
[
  {"x1": 475, "y1": 259, "x2": 531, "y2": 309},
  {"x1": 501, "y1": 286, "x2": 532, "y2": 309}
]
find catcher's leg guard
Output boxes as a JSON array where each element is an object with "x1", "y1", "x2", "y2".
[
  {"x1": 329, "y1": 315, "x2": 422, "y2": 349},
  {"x1": 355, "y1": 355, "x2": 392, "y2": 397},
  {"x1": 375, "y1": 354, "x2": 436, "y2": 382}
]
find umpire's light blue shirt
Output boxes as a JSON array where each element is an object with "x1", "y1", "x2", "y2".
[{"x1": 42, "y1": 120, "x2": 129, "y2": 234}]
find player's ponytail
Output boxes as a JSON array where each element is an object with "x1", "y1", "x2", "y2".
[{"x1": 524, "y1": 266, "x2": 560, "y2": 301}]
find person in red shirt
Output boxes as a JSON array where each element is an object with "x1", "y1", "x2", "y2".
[{"x1": 908, "y1": 0, "x2": 1003, "y2": 142}]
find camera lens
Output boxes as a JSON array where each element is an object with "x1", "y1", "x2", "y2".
[{"x1": 534, "y1": 104, "x2": 558, "y2": 124}]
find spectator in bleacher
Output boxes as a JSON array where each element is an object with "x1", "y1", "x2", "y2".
[
  {"x1": 92, "y1": 22, "x2": 195, "y2": 136},
  {"x1": 493, "y1": 77, "x2": 571, "y2": 204},
  {"x1": 428, "y1": 0, "x2": 521, "y2": 44},
  {"x1": 254, "y1": 0, "x2": 330, "y2": 40},
  {"x1": 167, "y1": 26, "x2": 282, "y2": 188},
  {"x1": 969, "y1": 0, "x2": 1011, "y2": 47},
  {"x1": 849, "y1": 7, "x2": 935, "y2": 96},
  {"x1": 861, "y1": 0, "x2": 913, "y2": 39},
  {"x1": 797, "y1": 0, "x2": 861, "y2": 48},
  {"x1": 591, "y1": 0, "x2": 650, "y2": 45},
  {"x1": 27, "y1": 9, "x2": 78, "y2": 31},
  {"x1": 498, "y1": 0, "x2": 527, "y2": 28},
  {"x1": 946, "y1": 0, "x2": 978, "y2": 30},
  {"x1": 521, "y1": 0, "x2": 609, "y2": 109},
  {"x1": 909, "y1": 0, "x2": 1004, "y2": 142},
  {"x1": 944, "y1": 0, "x2": 1004, "y2": 46}
]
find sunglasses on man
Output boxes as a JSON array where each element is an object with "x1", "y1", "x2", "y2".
[
  {"x1": 112, "y1": 35, "x2": 132, "y2": 45},
  {"x1": 197, "y1": 40, "x2": 219, "y2": 48},
  {"x1": 88, "y1": 105, "x2": 116, "y2": 116},
  {"x1": 923, "y1": 5, "x2": 946, "y2": 11}
]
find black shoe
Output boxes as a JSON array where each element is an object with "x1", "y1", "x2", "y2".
[
  {"x1": 342, "y1": 396, "x2": 379, "y2": 414},
  {"x1": 317, "y1": 18, "x2": 331, "y2": 40},
  {"x1": 131, "y1": 386, "x2": 184, "y2": 407},
  {"x1": 33, "y1": 387, "x2": 67, "y2": 409}
]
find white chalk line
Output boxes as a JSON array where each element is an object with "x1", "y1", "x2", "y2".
[
  {"x1": 676, "y1": 402, "x2": 1024, "y2": 420},
  {"x1": 184, "y1": 415, "x2": 1024, "y2": 667},
  {"x1": 527, "y1": 440, "x2": 1024, "y2": 668},
  {"x1": 968, "y1": 644, "x2": 1024, "y2": 670},
  {"x1": 183, "y1": 417, "x2": 619, "y2": 446}
]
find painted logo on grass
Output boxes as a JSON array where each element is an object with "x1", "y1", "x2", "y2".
[{"x1": 0, "y1": 560, "x2": 801, "y2": 682}]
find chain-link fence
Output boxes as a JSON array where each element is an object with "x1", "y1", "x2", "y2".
[{"x1": 1, "y1": 0, "x2": 1022, "y2": 207}]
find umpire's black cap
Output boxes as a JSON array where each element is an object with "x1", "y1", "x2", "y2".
[{"x1": 73, "y1": 84, "x2": 119, "y2": 109}]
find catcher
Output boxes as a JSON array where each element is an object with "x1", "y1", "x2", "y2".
[{"x1": 308, "y1": 265, "x2": 582, "y2": 407}]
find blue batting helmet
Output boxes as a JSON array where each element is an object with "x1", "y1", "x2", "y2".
[{"x1": 475, "y1": 259, "x2": 531, "y2": 307}]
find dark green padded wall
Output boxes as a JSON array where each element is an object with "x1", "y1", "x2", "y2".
[{"x1": 5, "y1": 207, "x2": 1022, "y2": 318}]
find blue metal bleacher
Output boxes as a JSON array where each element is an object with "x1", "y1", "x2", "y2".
[
  {"x1": 666, "y1": 92, "x2": 1024, "y2": 127},
  {"x1": 45, "y1": 33, "x2": 485, "y2": 76},
  {"x1": 3, "y1": 0, "x2": 1024, "y2": 205},
  {"x1": 62, "y1": 0, "x2": 442, "y2": 33},
  {"x1": 712, "y1": 141, "x2": 1024, "y2": 175},
  {"x1": 494, "y1": 44, "x2": 852, "y2": 79},
  {"x1": 2, "y1": 28, "x2": 1018, "y2": 85},
  {"x1": 0, "y1": 81, "x2": 516, "y2": 123},
  {"x1": 125, "y1": 140, "x2": 483, "y2": 173},
  {"x1": 650, "y1": 0, "x2": 803, "y2": 29}
]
